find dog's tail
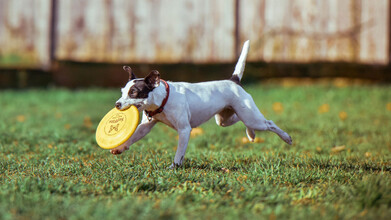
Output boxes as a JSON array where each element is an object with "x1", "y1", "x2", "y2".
[{"x1": 231, "y1": 40, "x2": 250, "y2": 82}]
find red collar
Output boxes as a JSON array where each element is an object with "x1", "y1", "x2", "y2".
[{"x1": 145, "y1": 79, "x2": 170, "y2": 118}]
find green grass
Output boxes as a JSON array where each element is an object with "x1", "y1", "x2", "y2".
[{"x1": 0, "y1": 84, "x2": 390, "y2": 220}]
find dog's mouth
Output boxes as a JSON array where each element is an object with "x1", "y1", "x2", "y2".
[
  {"x1": 118, "y1": 105, "x2": 130, "y2": 111},
  {"x1": 133, "y1": 104, "x2": 142, "y2": 109},
  {"x1": 118, "y1": 103, "x2": 142, "y2": 111}
]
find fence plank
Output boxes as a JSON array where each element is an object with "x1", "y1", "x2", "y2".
[
  {"x1": 359, "y1": 0, "x2": 390, "y2": 64},
  {"x1": 239, "y1": 0, "x2": 389, "y2": 64},
  {"x1": 0, "y1": 0, "x2": 52, "y2": 69},
  {"x1": 56, "y1": 0, "x2": 236, "y2": 63}
]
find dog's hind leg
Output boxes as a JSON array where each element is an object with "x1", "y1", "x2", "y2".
[
  {"x1": 246, "y1": 118, "x2": 292, "y2": 145},
  {"x1": 264, "y1": 120, "x2": 292, "y2": 145},
  {"x1": 233, "y1": 95, "x2": 292, "y2": 145},
  {"x1": 216, "y1": 108, "x2": 257, "y2": 142}
]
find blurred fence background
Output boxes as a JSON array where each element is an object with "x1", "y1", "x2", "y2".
[{"x1": 0, "y1": 0, "x2": 390, "y2": 87}]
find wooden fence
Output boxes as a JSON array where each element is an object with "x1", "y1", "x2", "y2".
[
  {"x1": 0, "y1": 0, "x2": 52, "y2": 69},
  {"x1": 0, "y1": 0, "x2": 389, "y2": 70}
]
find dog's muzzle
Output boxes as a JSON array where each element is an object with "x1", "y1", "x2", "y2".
[{"x1": 115, "y1": 102, "x2": 122, "y2": 110}]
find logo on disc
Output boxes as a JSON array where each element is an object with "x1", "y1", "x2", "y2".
[{"x1": 104, "y1": 113, "x2": 127, "y2": 136}]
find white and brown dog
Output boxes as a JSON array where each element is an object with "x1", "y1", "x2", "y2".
[{"x1": 112, "y1": 41, "x2": 292, "y2": 168}]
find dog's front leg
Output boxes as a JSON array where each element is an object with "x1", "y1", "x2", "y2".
[
  {"x1": 170, "y1": 126, "x2": 191, "y2": 169},
  {"x1": 110, "y1": 118, "x2": 157, "y2": 155}
]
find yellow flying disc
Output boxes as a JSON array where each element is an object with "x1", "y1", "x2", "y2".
[{"x1": 96, "y1": 106, "x2": 139, "y2": 149}]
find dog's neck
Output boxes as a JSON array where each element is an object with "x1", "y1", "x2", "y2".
[{"x1": 144, "y1": 82, "x2": 168, "y2": 112}]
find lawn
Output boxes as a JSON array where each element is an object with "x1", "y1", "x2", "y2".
[{"x1": 0, "y1": 83, "x2": 390, "y2": 219}]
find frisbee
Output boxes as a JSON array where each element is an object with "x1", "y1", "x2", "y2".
[{"x1": 96, "y1": 106, "x2": 139, "y2": 149}]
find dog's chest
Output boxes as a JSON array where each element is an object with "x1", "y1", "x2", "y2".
[{"x1": 151, "y1": 113, "x2": 175, "y2": 129}]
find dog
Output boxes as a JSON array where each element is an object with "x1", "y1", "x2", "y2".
[{"x1": 112, "y1": 40, "x2": 292, "y2": 168}]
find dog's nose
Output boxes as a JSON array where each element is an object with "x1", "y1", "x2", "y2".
[{"x1": 115, "y1": 102, "x2": 122, "y2": 109}]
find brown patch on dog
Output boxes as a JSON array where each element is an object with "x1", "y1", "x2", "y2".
[
  {"x1": 128, "y1": 80, "x2": 154, "y2": 99},
  {"x1": 230, "y1": 75, "x2": 242, "y2": 86},
  {"x1": 145, "y1": 70, "x2": 160, "y2": 88},
  {"x1": 127, "y1": 70, "x2": 161, "y2": 99}
]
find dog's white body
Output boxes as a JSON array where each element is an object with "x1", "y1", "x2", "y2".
[{"x1": 112, "y1": 41, "x2": 292, "y2": 168}]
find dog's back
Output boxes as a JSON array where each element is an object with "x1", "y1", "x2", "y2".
[{"x1": 163, "y1": 41, "x2": 251, "y2": 127}]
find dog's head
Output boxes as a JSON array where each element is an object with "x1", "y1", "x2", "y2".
[{"x1": 115, "y1": 66, "x2": 160, "y2": 111}]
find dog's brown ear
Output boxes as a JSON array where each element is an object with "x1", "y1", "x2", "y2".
[
  {"x1": 145, "y1": 70, "x2": 160, "y2": 88},
  {"x1": 123, "y1": 66, "x2": 137, "y2": 80}
]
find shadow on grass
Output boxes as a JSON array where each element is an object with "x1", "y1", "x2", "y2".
[
  {"x1": 179, "y1": 157, "x2": 391, "y2": 174},
  {"x1": 292, "y1": 161, "x2": 391, "y2": 173}
]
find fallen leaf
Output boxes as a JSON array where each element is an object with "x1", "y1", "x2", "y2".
[
  {"x1": 153, "y1": 199, "x2": 161, "y2": 209},
  {"x1": 291, "y1": 198, "x2": 314, "y2": 205},
  {"x1": 241, "y1": 137, "x2": 265, "y2": 144},
  {"x1": 387, "y1": 103, "x2": 391, "y2": 111},
  {"x1": 241, "y1": 137, "x2": 250, "y2": 144},
  {"x1": 331, "y1": 145, "x2": 346, "y2": 153},
  {"x1": 318, "y1": 104, "x2": 330, "y2": 114},
  {"x1": 359, "y1": 209, "x2": 368, "y2": 217},
  {"x1": 253, "y1": 137, "x2": 265, "y2": 143},
  {"x1": 221, "y1": 168, "x2": 230, "y2": 173},
  {"x1": 269, "y1": 212, "x2": 277, "y2": 220},
  {"x1": 339, "y1": 111, "x2": 348, "y2": 121},
  {"x1": 272, "y1": 102, "x2": 284, "y2": 114},
  {"x1": 237, "y1": 175, "x2": 248, "y2": 182},
  {"x1": 64, "y1": 124, "x2": 71, "y2": 130},
  {"x1": 83, "y1": 116, "x2": 93, "y2": 128},
  {"x1": 16, "y1": 115, "x2": 26, "y2": 122},
  {"x1": 190, "y1": 127, "x2": 204, "y2": 137}
]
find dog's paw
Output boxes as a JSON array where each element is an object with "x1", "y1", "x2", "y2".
[
  {"x1": 278, "y1": 131, "x2": 292, "y2": 145},
  {"x1": 169, "y1": 163, "x2": 175, "y2": 169},
  {"x1": 168, "y1": 163, "x2": 181, "y2": 169},
  {"x1": 286, "y1": 135, "x2": 293, "y2": 145},
  {"x1": 110, "y1": 146, "x2": 129, "y2": 155},
  {"x1": 110, "y1": 149, "x2": 123, "y2": 155}
]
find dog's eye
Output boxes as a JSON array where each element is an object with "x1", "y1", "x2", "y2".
[{"x1": 129, "y1": 89, "x2": 137, "y2": 97}]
